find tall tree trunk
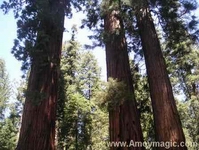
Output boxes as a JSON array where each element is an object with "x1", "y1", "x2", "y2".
[
  {"x1": 104, "y1": 4, "x2": 144, "y2": 150},
  {"x1": 16, "y1": 1, "x2": 65, "y2": 150},
  {"x1": 136, "y1": 3, "x2": 187, "y2": 150}
]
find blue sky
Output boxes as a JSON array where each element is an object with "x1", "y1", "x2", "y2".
[
  {"x1": 0, "y1": 11, "x2": 22, "y2": 81},
  {"x1": 0, "y1": 9, "x2": 107, "y2": 83},
  {"x1": 1, "y1": 3, "x2": 199, "y2": 85}
]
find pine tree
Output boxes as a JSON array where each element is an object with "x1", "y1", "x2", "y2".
[
  {"x1": 57, "y1": 37, "x2": 80, "y2": 149},
  {"x1": 0, "y1": 58, "x2": 10, "y2": 120},
  {"x1": 76, "y1": 51, "x2": 101, "y2": 100},
  {"x1": 0, "y1": 59, "x2": 23, "y2": 150},
  {"x1": 0, "y1": 58, "x2": 16, "y2": 150},
  {"x1": 130, "y1": 60, "x2": 155, "y2": 142},
  {"x1": 0, "y1": 118, "x2": 18, "y2": 150},
  {"x1": 57, "y1": 37, "x2": 108, "y2": 150},
  {"x1": 0, "y1": 101, "x2": 22, "y2": 150}
]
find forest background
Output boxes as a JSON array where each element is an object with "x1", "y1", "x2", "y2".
[{"x1": 1, "y1": 0, "x2": 199, "y2": 149}]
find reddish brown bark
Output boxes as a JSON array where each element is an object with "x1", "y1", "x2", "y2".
[
  {"x1": 104, "y1": 8, "x2": 144, "y2": 150},
  {"x1": 16, "y1": 1, "x2": 65, "y2": 150},
  {"x1": 136, "y1": 4, "x2": 187, "y2": 150}
]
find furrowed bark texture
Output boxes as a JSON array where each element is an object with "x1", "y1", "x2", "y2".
[
  {"x1": 16, "y1": 1, "x2": 65, "y2": 150},
  {"x1": 104, "y1": 9, "x2": 144, "y2": 150},
  {"x1": 136, "y1": 5, "x2": 187, "y2": 150}
]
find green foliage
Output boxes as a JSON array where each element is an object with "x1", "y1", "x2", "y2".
[
  {"x1": 1, "y1": 0, "x2": 42, "y2": 71},
  {"x1": 0, "y1": 59, "x2": 10, "y2": 120},
  {"x1": 177, "y1": 99, "x2": 199, "y2": 149},
  {"x1": 76, "y1": 51, "x2": 101, "y2": 100},
  {"x1": 0, "y1": 118, "x2": 18, "y2": 150},
  {"x1": 164, "y1": 42, "x2": 199, "y2": 99},
  {"x1": 57, "y1": 90, "x2": 92, "y2": 149},
  {"x1": 0, "y1": 0, "x2": 24, "y2": 18},
  {"x1": 150, "y1": 0, "x2": 199, "y2": 58},
  {"x1": 0, "y1": 101, "x2": 23, "y2": 150},
  {"x1": 96, "y1": 78, "x2": 134, "y2": 110},
  {"x1": 0, "y1": 59, "x2": 15, "y2": 149},
  {"x1": 163, "y1": 38, "x2": 199, "y2": 147},
  {"x1": 57, "y1": 39, "x2": 80, "y2": 125},
  {"x1": 1, "y1": 0, "x2": 199, "y2": 148},
  {"x1": 0, "y1": 59, "x2": 22, "y2": 150},
  {"x1": 89, "y1": 107, "x2": 108, "y2": 150},
  {"x1": 130, "y1": 60, "x2": 155, "y2": 142},
  {"x1": 140, "y1": 0, "x2": 199, "y2": 145},
  {"x1": 0, "y1": 0, "x2": 70, "y2": 73},
  {"x1": 58, "y1": 89, "x2": 109, "y2": 149},
  {"x1": 57, "y1": 39, "x2": 108, "y2": 150},
  {"x1": 82, "y1": 0, "x2": 198, "y2": 57},
  {"x1": 100, "y1": 0, "x2": 121, "y2": 16}
]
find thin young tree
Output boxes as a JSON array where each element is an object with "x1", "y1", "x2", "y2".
[{"x1": 0, "y1": 59, "x2": 10, "y2": 120}]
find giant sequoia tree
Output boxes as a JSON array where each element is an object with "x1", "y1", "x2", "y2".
[
  {"x1": 17, "y1": 1, "x2": 65, "y2": 150},
  {"x1": 83, "y1": 0, "x2": 197, "y2": 149},
  {"x1": 1, "y1": 0, "x2": 199, "y2": 149},
  {"x1": 1, "y1": 0, "x2": 66, "y2": 149},
  {"x1": 135, "y1": 1, "x2": 188, "y2": 149},
  {"x1": 103, "y1": 0, "x2": 144, "y2": 149},
  {"x1": 164, "y1": 30, "x2": 199, "y2": 149}
]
